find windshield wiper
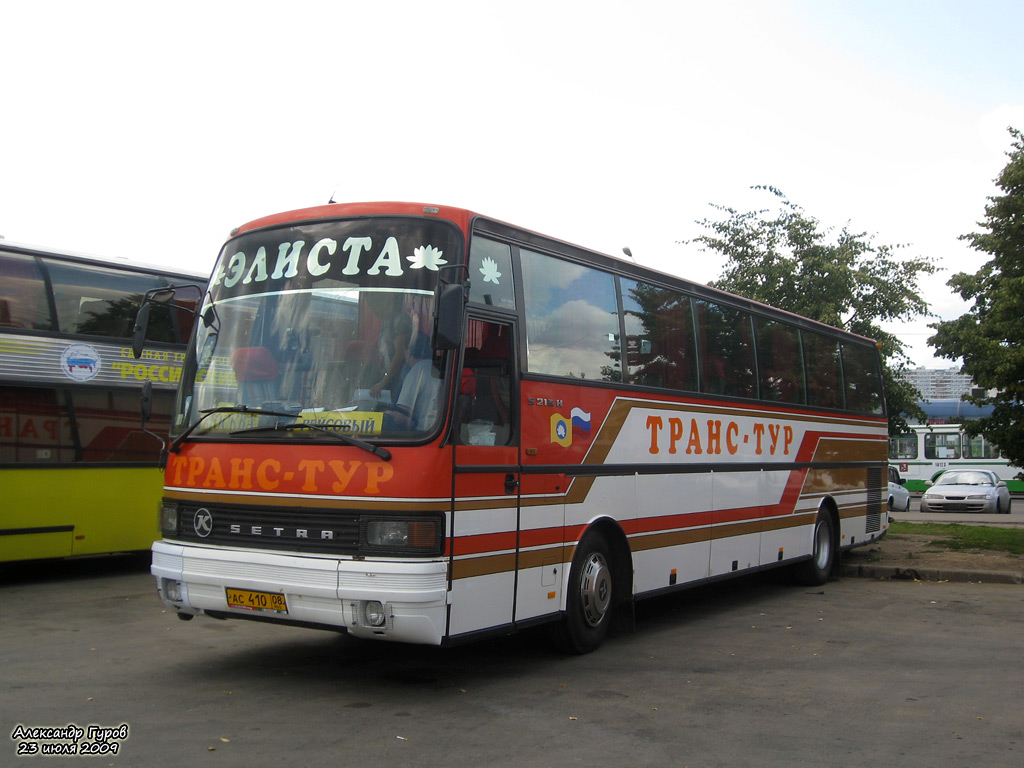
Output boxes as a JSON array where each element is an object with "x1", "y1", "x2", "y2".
[
  {"x1": 168, "y1": 405, "x2": 299, "y2": 454},
  {"x1": 230, "y1": 420, "x2": 392, "y2": 461}
]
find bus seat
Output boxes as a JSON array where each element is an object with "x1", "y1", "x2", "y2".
[
  {"x1": 230, "y1": 347, "x2": 280, "y2": 403},
  {"x1": 230, "y1": 347, "x2": 280, "y2": 381}
]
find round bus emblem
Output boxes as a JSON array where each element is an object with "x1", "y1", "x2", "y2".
[
  {"x1": 60, "y1": 343, "x2": 101, "y2": 382},
  {"x1": 193, "y1": 509, "x2": 214, "y2": 538}
]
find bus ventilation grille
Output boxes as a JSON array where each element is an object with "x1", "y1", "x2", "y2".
[{"x1": 865, "y1": 467, "x2": 883, "y2": 533}]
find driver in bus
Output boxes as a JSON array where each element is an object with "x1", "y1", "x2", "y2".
[
  {"x1": 365, "y1": 292, "x2": 412, "y2": 404},
  {"x1": 383, "y1": 334, "x2": 440, "y2": 431}
]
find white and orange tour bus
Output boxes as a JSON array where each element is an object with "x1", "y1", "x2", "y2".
[{"x1": 135, "y1": 202, "x2": 888, "y2": 653}]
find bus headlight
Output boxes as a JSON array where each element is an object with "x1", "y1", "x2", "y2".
[
  {"x1": 160, "y1": 502, "x2": 180, "y2": 536},
  {"x1": 361, "y1": 516, "x2": 443, "y2": 555},
  {"x1": 366, "y1": 520, "x2": 409, "y2": 547}
]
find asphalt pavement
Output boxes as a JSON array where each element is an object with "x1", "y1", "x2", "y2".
[{"x1": 5, "y1": 560, "x2": 1023, "y2": 767}]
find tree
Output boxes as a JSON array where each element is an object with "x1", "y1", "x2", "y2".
[
  {"x1": 929, "y1": 127, "x2": 1024, "y2": 472},
  {"x1": 690, "y1": 186, "x2": 936, "y2": 433}
]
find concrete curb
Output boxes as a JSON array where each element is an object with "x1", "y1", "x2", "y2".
[{"x1": 841, "y1": 562, "x2": 1023, "y2": 584}]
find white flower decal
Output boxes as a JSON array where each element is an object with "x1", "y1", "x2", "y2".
[
  {"x1": 408, "y1": 245, "x2": 447, "y2": 271},
  {"x1": 479, "y1": 257, "x2": 502, "y2": 284}
]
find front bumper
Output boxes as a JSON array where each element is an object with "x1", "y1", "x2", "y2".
[
  {"x1": 151, "y1": 540, "x2": 449, "y2": 644},
  {"x1": 919, "y1": 497, "x2": 995, "y2": 514}
]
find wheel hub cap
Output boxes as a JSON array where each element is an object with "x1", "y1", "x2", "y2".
[{"x1": 580, "y1": 552, "x2": 611, "y2": 627}]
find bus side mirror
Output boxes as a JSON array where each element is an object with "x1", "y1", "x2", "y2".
[
  {"x1": 132, "y1": 302, "x2": 152, "y2": 359},
  {"x1": 432, "y1": 277, "x2": 468, "y2": 351},
  {"x1": 132, "y1": 284, "x2": 204, "y2": 359},
  {"x1": 139, "y1": 379, "x2": 168, "y2": 467}
]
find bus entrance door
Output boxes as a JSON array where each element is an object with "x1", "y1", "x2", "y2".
[{"x1": 447, "y1": 319, "x2": 520, "y2": 639}]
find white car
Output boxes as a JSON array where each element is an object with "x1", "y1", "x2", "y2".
[
  {"x1": 887, "y1": 465, "x2": 911, "y2": 512},
  {"x1": 920, "y1": 469, "x2": 1013, "y2": 514}
]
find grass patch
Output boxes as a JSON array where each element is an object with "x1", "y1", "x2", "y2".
[{"x1": 889, "y1": 522, "x2": 1024, "y2": 555}]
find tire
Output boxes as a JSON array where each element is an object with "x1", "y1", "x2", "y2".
[
  {"x1": 551, "y1": 533, "x2": 614, "y2": 654},
  {"x1": 791, "y1": 508, "x2": 836, "y2": 586},
  {"x1": 903, "y1": 495, "x2": 912, "y2": 512}
]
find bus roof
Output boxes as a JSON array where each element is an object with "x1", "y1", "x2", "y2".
[
  {"x1": 916, "y1": 399, "x2": 995, "y2": 423},
  {"x1": 1, "y1": 239, "x2": 209, "y2": 281}
]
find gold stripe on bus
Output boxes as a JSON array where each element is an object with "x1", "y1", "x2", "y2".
[
  {"x1": 450, "y1": 547, "x2": 570, "y2": 580},
  {"x1": 452, "y1": 509, "x2": 826, "y2": 579},
  {"x1": 517, "y1": 546, "x2": 568, "y2": 571},
  {"x1": 762, "y1": 512, "x2": 818, "y2": 531},
  {"x1": 628, "y1": 527, "x2": 711, "y2": 552},
  {"x1": 711, "y1": 519, "x2": 764, "y2": 539},
  {"x1": 451, "y1": 552, "x2": 517, "y2": 580},
  {"x1": 585, "y1": 400, "x2": 632, "y2": 466},
  {"x1": 627, "y1": 511, "x2": 818, "y2": 553}
]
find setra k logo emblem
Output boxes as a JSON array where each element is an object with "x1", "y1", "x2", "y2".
[{"x1": 193, "y1": 508, "x2": 214, "y2": 538}]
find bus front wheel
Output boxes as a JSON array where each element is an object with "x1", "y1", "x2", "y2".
[
  {"x1": 791, "y1": 508, "x2": 836, "y2": 586},
  {"x1": 551, "y1": 533, "x2": 614, "y2": 654}
]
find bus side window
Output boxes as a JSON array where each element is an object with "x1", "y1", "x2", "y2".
[
  {"x1": 458, "y1": 321, "x2": 514, "y2": 446},
  {"x1": 888, "y1": 434, "x2": 917, "y2": 460},
  {"x1": 695, "y1": 300, "x2": 756, "y2": 399},
  {"x1": 755, "y1": 317, "x2": 805, "y2": 405},
  {"x1": 803, "y1": 330, "x2": 843, "y2": 409},
  {"x1": 621, "y1": 279, "x2": 698, "y2": 393},
  {"x1": 925, "y1": 433, "x2": 960, "y2": 460},
  {"x1": 841, "y1": 342, "x2": 884, "y2": 414},
  {"x1": 468, "y1": 238, "x2": 516, "y2": 310},
  {"x1": 0, "y1": 251, "x2": 54, "y2": 331},
  {"x1": 42, "y1": 258, "x2": 175, "y2": 341},
  {"x1": 520, "y1": 248, "x2": 620, "y2": 381}
]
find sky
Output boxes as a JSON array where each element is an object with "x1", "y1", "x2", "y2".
[{"x1": 2, "y1": 0, "x2": 1022, "y2": 368}]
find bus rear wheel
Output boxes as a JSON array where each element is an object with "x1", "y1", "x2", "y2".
[
  {"x1": 551, "y1": 533, "x2": 614, "y2": 654},
  {"x1": 791, "y1": 508, "x2": 836, "y2": 586}
]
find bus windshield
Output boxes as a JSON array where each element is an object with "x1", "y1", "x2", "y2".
[{"x1": 175, "y1": 216, "x2": 462, "y2": 442}]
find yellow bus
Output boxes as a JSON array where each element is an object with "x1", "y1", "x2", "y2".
[
  {"x1": 142, "y1": 202, "x2": 888, "y2": 652},
  {"x1": 0, "y1": 242, "x2": 204, "y2": 562}
]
